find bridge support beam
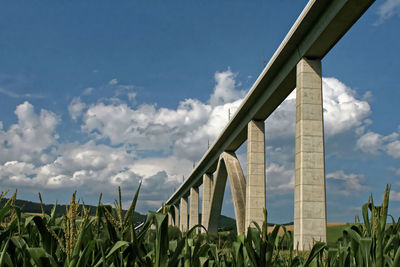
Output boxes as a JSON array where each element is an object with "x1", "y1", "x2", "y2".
[
  {"x1": 245, "y1": 120, "x2": 266, "y2": 230},
  {"x1": 189, "y1": 187, "x2": 199, "y2": 230},
  {"x1": 201, "y1": 173, "x2": 212, "y2": 233},
  {"x1": 180, "y1": 196, "x2": 188, "y2": 232},
  {"x1": 294, "y1": 58, "x2": 327, "y2": 250},
  {"x1": 174, "y1": 204, "x2": 180, "y2": 228}
]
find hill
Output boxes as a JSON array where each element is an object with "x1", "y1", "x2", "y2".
[
  {"x1": 0, "y1": 198, "x2": 147, "y2": 225},
  {"x1": 1, "y1": 198, "x2": 238, "y2": 229}
]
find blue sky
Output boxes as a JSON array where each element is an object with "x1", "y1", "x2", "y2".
[{"x1": 0, "y1": 0, "x2": 399, "y2": 223}]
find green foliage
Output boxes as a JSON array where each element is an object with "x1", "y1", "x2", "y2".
[{"x1": 0, "y1": 185, "x2": 398, "y2": 266}]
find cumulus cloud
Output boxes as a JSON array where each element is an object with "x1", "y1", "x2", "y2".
[
  {"x1": 266, "y1": 77, "x2": 371, "y2": 140},
  {"x1": 266, "y1": 162, "x2": 294, "y2": 192},
  {"x1": 0, "y1": 101, "x2": 179, "y2": 212},
  {"x1": 0, "y1": 101, "x2": 59, "y2": 165},
  {"x1": 322, "y1": 78, "x2": 371, "y2": 136},
  {"x1": 376, "y1": 0, "x2": 400, "y2": 23},
  {"x1": 357, "y1": 131, "x2": 400, "y2": 158},
  {"x1": 68, "y1": 97, "x2": 86, "y2": 120},
  {"x1": 0, "y1": 70, "x2": 376, "y2": 211},
  {"x1": 326, "y1": 170, "x2": 366, "y2": 194},
  {"x1": 356, "y1": 132, "x2": 384, "y2": 154},
  {"x1": 390, "y1": 190, "x2": 400, "y2": 201},
  {"x1": 109, "y1": 78, "x2": 118, "y2": 85},
  {"x1": 386, "y1": 140, "x2": 400, "y2": 158},
  {"x1": 80, "y1": 74, "x2": 370, "y2": 165},
  {"x1": 81, "y1": 69, "x2": 244, "y2": 161},
  {"x1": 209, "y1": 69, "x2": 246, "y2": 106},
  {"x1": 83, "y1": 87, "x2": 93, "y2": 95}
]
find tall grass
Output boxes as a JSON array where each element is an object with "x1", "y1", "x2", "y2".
[{"x1": 0, "y1": 184, "x2": 399, "y2": 266}]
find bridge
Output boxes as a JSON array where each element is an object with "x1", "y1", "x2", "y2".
[{"x1": 160, "y1": 0, "x2": 376, "y2": 250}]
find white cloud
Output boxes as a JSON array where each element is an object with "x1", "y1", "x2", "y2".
[
  {"x1": 68, "y1": 97, "x2": 86, "y2": 120},
  {"x1": 266, "y1": 77, "x2": 371, "y2": 139},
  {"x1": 322, "y1": 78, "x2": 371, "y2": 136},
  {"x1": 0, "y1": 87, "x2": 44, "y2": 99},
  {"x1": 0, "y1": 71, "x2": 377, "y2": 213},
  {"x1": 81, "y1": 69, "x2": 244, "y2": 161},
  {"x1": 109, "y1": 78, "x2": 118, "y2": 85},
  {"x1": 209, "y1": 69, "x2": 245, "y2": 106},
  {"x1": 390, "y1": 190, "x2": 400, "y2": 201},
  {"x1": 266, "y1": 162, "x2": 294, "y2": 192},
  {"x1": 131, "y1": 156, "x2": 193, "y2": 182},
  {"x1": 326, "y1": 170, "x2": 366, "y2": 194},
  {"x1": 386, "y1": 140, "x2": 400, "y2": 158},
  {"x1": 83, "y1": 87, "x2": 93, "y2": 95},
  {"x1": 376, "y1": 0, "x2": 400, "y2": 22},
  {"x1": 0, "y1": 101, "x2": 59, "y2": 165},
  {"x1": 356, "y1": 132, "x2": 383, "y2": 154},
  {"x1": 356, "y1": 131, "x2": 400, "y2": 158}
]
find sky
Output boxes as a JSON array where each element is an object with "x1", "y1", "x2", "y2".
[{"x1": 0, "y1": 0, "x2": 399, "y2": 223}]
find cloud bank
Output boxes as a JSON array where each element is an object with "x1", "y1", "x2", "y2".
[{"x1": 0, "y1": 69, "x2": 379, "y2": 213}]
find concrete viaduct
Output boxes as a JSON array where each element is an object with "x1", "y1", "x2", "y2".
[{"x1": 161, "y1": 0, "x2": 375, "y2": 250}]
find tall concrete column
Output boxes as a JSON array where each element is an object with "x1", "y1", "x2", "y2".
[
  {"x1": 245, "y1": 120, "x2": 266, "y2": 229},
  {"x1": 174, "y1": 204, "x2": 180, "y2": 228},
  {"x1": 189, "y1": 187, "x2": 199, "y2": 230},
  {"x1": 294, "y1": 58, "x2": 327, "y2": 250},
  {"x1": 201, "y1": 173, "x2": 212, "y2": 233},
  {"x1": 168, "y1": 211, "x2": 173, "y2": 226},
  {"x1": 179, "y1": 197, "x2": 188, "y2": 232}
]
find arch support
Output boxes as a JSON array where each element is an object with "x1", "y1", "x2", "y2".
[
  {"x1": 294, "y1": 58, "x2": 327, "y2": 250},
  {"x1": 205, "y1": 152, "x2": 246, "y2": 234}
]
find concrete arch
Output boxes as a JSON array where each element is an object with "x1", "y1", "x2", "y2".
[{"x1": 205, "y1": 151, "x2": 246, "y2": 234}]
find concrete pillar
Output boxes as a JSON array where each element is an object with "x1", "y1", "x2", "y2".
[
  {"x1": 189, "y1": 187, "x2": 199, "y2": 230},
  {"x1": 168, "y1": 211, "x2": 173, "y2": 226},
  {"x1": 179, "y1": 197, "x2": 188, "y2": 232},
  {"x1": 201, "y1": 173, "x2": 212, "y2": 233},
  {"x1": 245, "y1": 120, "x2": 266, "y2": 230},
  {"x1": 174, "y1": 204, "x2": 180, "y2": 228},
  {"x1": 294, "y1": 58, "x2": 327, "y2": 250}
]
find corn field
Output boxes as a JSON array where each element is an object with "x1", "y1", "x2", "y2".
[{"x1": 0, "y1": 184, "x2": 399, "y2": 267}]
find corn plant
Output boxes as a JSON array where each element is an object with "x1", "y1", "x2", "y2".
[{"x1": 1, "y1": 184, "x2": 399, "y2": 266}]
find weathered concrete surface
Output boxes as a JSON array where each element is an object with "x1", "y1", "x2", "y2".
[
  {"x1": 206, "y1": 152, "x2": 246, "y2": 234},
  {"x1": 180, "y1": 197, "x2": 188, "y2": 232},
  {"x1": 201, "y1": 173, "x2": 212, "y2": 233},
  {"x1": 189, "y1": 187, "x2": 199, "y2": 230},
  {"x1": 294, "y1": 58, "x2": 327, "y2": 250},
  {"x1": 174, "y1": 204, "x2": 180, "y2": 227},
  {"x1": 245, "y1": 120, "x2": 266, "y2": 229}
]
